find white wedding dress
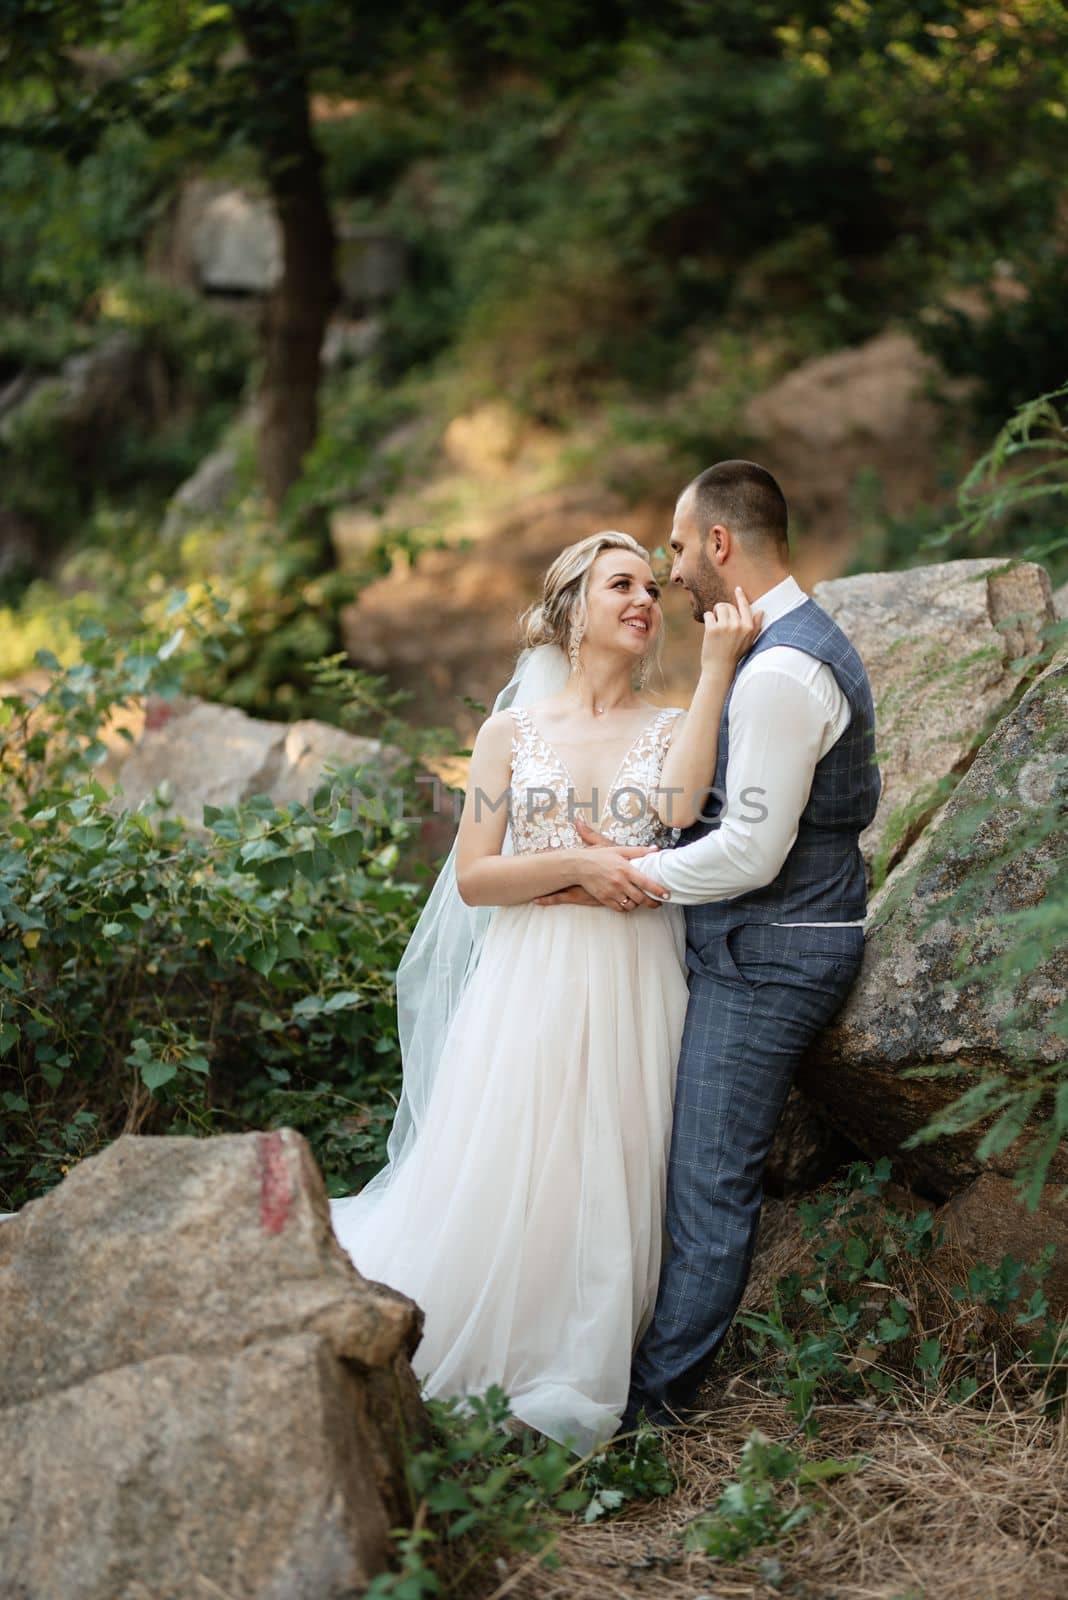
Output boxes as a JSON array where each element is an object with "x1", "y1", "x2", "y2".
[{"x1": 329, "y1": 703, "x2": 689, "y2": 1452}]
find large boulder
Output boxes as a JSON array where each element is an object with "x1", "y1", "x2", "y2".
[
  {"x1": 159, "y1": 179, "x2": 282, "y2": 296},
  {"x1": 743, "y1": 330, "x2": 970, "y2": 544},
  {"x1": 936, "y1": 1174, "x2": 1068, "y2": 1316},
  {"x1": 802, "y1": 646, "x2": 1067, "y2": 1194},
  {"x1": 340, "y1": 483, "x2": 642, "y2": 737},
  {"x1": 110, "y1": 694, "x2": 405, "y2": 829},
  {"x1": 158, "y1": 442, "x2": 239, "y2": 539},
  {"x1": 1, "y1": 331, "x2": 148, "y2": 472},
  {"x1": 815, "y1": 558, "x2": 1054, "y2": 874},
  {"x1": 1, "y1": 332, "x2": 155, "y2": 575},
  {"x1": 0, "y1": 1128, "x2": 425, "y2": 1599},
  {"x1": 336, "y1": 223, "x2": 407, "y2": 309}
]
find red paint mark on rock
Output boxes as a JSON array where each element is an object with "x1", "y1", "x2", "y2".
[
  {"x1": 143, "y1": 697, "x2": 174, "y2": 732},
  {"x1": 257, "y1": 1130, "x2": 293, "y2": 1234}
]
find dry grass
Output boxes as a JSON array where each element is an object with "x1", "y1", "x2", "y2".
[
  {"x1": 457, "y1": 1193, "x2": 1068, "y2": 1600},
  {"x1": 492, "y1": 1372, "x2": 1067, "y2": 1600}
]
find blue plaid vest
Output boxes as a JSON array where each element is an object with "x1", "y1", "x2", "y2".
[{"x1": 676, "y1": 597, "x2": 881, "y2": 937}]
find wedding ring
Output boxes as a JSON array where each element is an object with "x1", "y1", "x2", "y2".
[{"x1": 620, "y1": 897, "x2": 631, "y2": 909}]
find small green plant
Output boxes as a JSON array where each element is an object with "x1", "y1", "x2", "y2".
[
  {"x1": 365, "y1": 1387, "x2": 674, "y2": 1597},
  {"x1": 737, "y1": 1161, "x2": 1065, "y2": 1427},
  {"x1": 578, "y1": 1417, "x2": 676, "y2": 1522},
  {"x1": 681, "y1": 1430, "x2": 861, "y2": 1562},
  {"x1": 366, "y1": 1388, "x2": 575, "y2": 1598}
]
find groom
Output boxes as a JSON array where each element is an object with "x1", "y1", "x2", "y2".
[{"x1": 541, "y1": 459, "x2": 880, "y2": 1429}]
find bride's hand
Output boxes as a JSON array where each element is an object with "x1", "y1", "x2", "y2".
[
  {"x1": 566, "y1": 817, "x2": 669, "y2": 911},
  {"x1": 700, "y1": 587, "x2": 763, "y2": 677}
]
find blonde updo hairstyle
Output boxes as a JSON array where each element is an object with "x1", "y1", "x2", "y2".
[{"x1": 518, "y1": 530, "x2": 664, "y2": 689}]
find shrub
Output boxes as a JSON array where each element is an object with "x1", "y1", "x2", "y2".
[{"x1": 0, "y1": 605, "x2": 446, "y2": 1210}]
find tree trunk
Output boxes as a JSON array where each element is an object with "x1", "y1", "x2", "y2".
[{"x1": 232, "y1": 3, "x2": 339, "y2": 522}]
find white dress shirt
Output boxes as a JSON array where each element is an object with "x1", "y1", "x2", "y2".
[{"x1": 640, "y1": 575, "x2": 862, "y2": 924}]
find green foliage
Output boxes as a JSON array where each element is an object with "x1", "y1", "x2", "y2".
[
  {"x1": 366, "y1": 1386, "x2": 674, "y2": 1597},
  {"x1": 0, "y1": 120, "x2": 162, "y2": 317},
  {"x1": 938, "y1": 383, "x2": 1068, "y2": 565},
  {"x1": 4, "y1": 0, "x2": 1068, "y2": 455},
  {"x1": 736, "y1": 1162, "x2": 1067, "y2": 1426},
  {"x1": 681, "y1": 1430, "x2": 861, "y2": 1562},
  {"x1": 0, "y1": 607, "x2": 444, "y2": 1209},
  {"x1": 366, "y1": 3, "x2": 1068, "y2": 410},
  {"x1": 366, "y1": 1388, "x2": 573, "y2": 1598},
  {"x1": 0, "y1": 275, "x2": 253, "y2": 569},
  {"x1": 0, "y1": 308, "x2": 92, "y2": 375},
  {"x1": 0, "y1": 488, "x2": 385, "y2": 725},
  {"x1": 280, "y1": 363, "x2": 420, "y2": 529},
  {"x1": 920, "y1": 255, "x2": 1068, "y2": 434}
]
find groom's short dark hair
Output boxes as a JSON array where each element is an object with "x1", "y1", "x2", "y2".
[{"x1": 689, "y1": 461, "x2": 789, "y2": 554}]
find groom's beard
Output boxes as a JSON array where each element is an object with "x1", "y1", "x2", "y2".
[{"x1": 686, "y1": 551, "x2": 733, "y2": 619}]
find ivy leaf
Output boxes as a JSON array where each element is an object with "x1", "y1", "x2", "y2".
[
  {"x1": 844, "y1": 1235, "x2": 869, "y2": 1269},
  {"x1": 69, "y1": 824, "x2": 108, "y2": 851},
  {"x1": 158, "y1": 627, "x2": 185, "y2": 661},
  {"x1": 140, "y1": 1059, "x2": 177, "y2": 1092},
  {"x1": 292, "y1": 996, "x2": 325, "y2": 1018},
  {"x1": 916, "y1": 1338, "x2": 942, "y2": 1370},
  {"x1": 323, "y1": 989, "x2": 362, "y2": 1012},
  {"x1": 584, "y1": 1488, "x2": 626, "y2": 1523},
  {"x1": 247, "y1": 942, "x2": 278, "y2": 977},
  {"x1": 328, "y1": 829, "x2": 365, "y2": 868}
]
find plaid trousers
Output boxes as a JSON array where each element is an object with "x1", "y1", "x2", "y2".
[{"x1": 624, "y1": 919, "x2": 865, "y2": 1426}]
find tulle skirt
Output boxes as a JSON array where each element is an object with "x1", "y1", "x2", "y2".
[{"x1": 329, "y1": 900, "x2": 688, "y2": 1453}]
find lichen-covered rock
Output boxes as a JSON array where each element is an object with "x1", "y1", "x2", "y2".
[
  {"x1": 110, "y1": 694, "x2": 402, "y2": 829},
  {"x1": 0, "y1": 1129, "x2": 426, "y2": 1600},
  {"x1": 803, "y1": 647, "x2": 1067, "y2": 1193},
  {"x1": 814, "y1": 557, "x2": 1054, "y2": 875}
]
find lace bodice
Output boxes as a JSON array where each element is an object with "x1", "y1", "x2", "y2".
[{"x1": 507, "y1": 705, "x2": 684, "y2": 854}]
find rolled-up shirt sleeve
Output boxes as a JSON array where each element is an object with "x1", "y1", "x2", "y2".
[{"x1": 639, "y1": 665, "x2": 837, "y2": 906}]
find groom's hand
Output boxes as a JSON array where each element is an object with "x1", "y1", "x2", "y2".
[
  {"x1": 533, "y1": 886, "x2": 602, "y2": 907},
  {"x1": 551, "y1": 816, "x2": 671, "y2": 911},
  {"x1": 572, "y1": 817, "x2": 613, "y2": 849}
]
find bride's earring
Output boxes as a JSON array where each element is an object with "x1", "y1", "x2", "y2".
[
  {"x1": 568, "y1": 620, "x2": 584, "y2": 674},
  {"x1": 635, "y1": 654, "x2": 650, "y2": 690}
]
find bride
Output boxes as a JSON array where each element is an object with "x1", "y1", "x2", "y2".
[{"x1": 329, "y1": 530, "x2": 758, "y2": 1451}]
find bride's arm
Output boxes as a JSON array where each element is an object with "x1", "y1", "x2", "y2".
[
  {"x1": 655, "y1": 590, "x2": 762, "y2": 828},
  {"x1": 454, "y1": 712, "x2": 667, "y2": 908}
]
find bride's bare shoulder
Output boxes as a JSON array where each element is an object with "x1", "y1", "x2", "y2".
[{"x1": 472, "y1": 709, "x2": 517, "y2": 753}]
